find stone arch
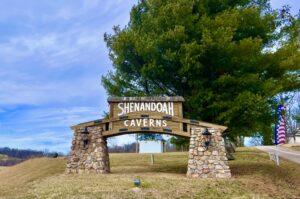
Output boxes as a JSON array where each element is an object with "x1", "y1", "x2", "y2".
[
  {"x1": 66, "y1": 97, "x2": 231, "y2": 178},
  {"x1": 66, "y1": 125, "x2": 231, "y2": 178}
]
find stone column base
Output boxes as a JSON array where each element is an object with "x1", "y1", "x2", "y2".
[
  {"x1": 187, "y1": 128, "x2": 231, "y2": 178},
  {"x1": 66, "y1": 126, "x2": 110, "y2": 174}
]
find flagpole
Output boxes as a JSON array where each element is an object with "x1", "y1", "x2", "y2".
[
  {"x1": 274, "y1": 103, "x2": 287, "y2": 166},
  {"x1": 275, "y1": 105, "x2": 279, "y2": 166},
  {"x1": 275, "y1": 144, "x2": 279, "y2": 166}
]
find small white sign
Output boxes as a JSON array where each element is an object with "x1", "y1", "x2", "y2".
[{"x1": 269, "y1": 150, "x2": 279, "y2": 166}]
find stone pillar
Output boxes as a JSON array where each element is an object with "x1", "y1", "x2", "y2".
[
  {"x1": 66, "y1": 126, "x2": 110, "y2": 174},
  {"x1": 187, "y1": 128, "x2": 231, "y2": 178}
]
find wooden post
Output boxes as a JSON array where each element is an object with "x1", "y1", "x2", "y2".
[
  {"x1": 151, "y1": 154, "x2": 154, "y2": 165},
  {"x1": 135, "y1": 134, "x2": 139, "y2": 153},
  {"x1": 275, "y1": 145, "x2": 280, "y2": 166}
]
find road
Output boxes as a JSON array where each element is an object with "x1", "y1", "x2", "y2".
[{"x1": 256, "y1": 146, "x2": 300, "y2": 165}]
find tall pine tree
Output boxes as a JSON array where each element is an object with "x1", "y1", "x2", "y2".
[{"x1": 102, "y1": 0, "x2": 300, "y2": 144}]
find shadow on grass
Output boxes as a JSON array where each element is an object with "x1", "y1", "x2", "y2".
[
  {"x1": 110, "y1": 153, "x2": 188, "y2": 174},
  {"x1": 230, "y1": 159, "x2": 299, "y2": 191},
  {"x1": 150, "y1": 164, "x2": 187, "y2": 174},
  {"x1": 230, "y1": 162, "x2": 279, "y2": 177},
  {"x1": 111, "y1": 163, "x2": 187, "y2": 174}
]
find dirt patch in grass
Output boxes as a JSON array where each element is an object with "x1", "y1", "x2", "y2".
[{"x1": 0, "y1": 148, "x2": 299, "y2": 199}]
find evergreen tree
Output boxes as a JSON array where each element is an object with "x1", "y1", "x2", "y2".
[{"x1": 102, "y1": 0, "x2": 300, "y2": 143}]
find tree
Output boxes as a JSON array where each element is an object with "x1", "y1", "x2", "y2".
[
  {"x1": 102, "y1": 0, "x2": 300, "y2": 144},
  {"x1": 170, "y1": 136, "x2": 189, "y2": 151},
  {"x1": 137, "y1": 134, "x2": 160, "y2": 140},
  {"x1": 285, "y1": 93, "x2": 300, "y2": 143}
]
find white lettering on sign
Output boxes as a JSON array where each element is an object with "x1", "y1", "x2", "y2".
[
  {"x1": 124, "y1": 119, "x2": 167, "y2": 127},
  {"x1": 118, "y1": 102, "x2": 174, "y2": 116}
]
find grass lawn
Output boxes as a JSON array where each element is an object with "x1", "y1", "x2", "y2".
[
  {"x1": 0, "y1": 147, "x2": 299, "y2": 199},
  {"x1": 291, "y1": 146, "x2": 300, "y2": 151}
]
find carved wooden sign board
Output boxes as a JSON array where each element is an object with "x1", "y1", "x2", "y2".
[{"x1": 72, "y1": 96, "x2": 227, "y2": 138}]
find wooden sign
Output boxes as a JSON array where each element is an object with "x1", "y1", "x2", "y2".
[
  {"x1": 108, "y1": 96, "x2": 183, "y2": 119},
  {"x1": 71, "y1": 96, "x2": 227, "y2": 138}
]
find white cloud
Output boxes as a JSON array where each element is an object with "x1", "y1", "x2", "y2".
[
  {"x1": 0, "y1": 68, "x2": 108, "y2": 106},
  {"x1": 0, "y1": 0, "x2": 139, "y2": 152},
  {"x1": 0, "y1": 30, "x2": 104, "y2": 67},
  {"x1": 12, "y1": 106, "x2": 103, "y2": 127},
  {"x1": 83, "y1": 0, "x2": 102, "y2": 9},
  {"x1": 270, "y1": 0, "x2": 299, "y2": 15},
  {"x1": 0, "y1": 0, "x2": 137, "y2": 107},
  {"x1": 0, "y1": 0, "x2": 137, "y2": 67},
  {"x1": 0, "y1": 131, "x2": 72, "y2": 153},
  {"x1": 0, "y1": 106, "x2": 105, "y2": 152}
]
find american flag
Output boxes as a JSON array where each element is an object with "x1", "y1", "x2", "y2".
[{"x1": 275, "y1": 104, "x2": 286, "y2": 145}]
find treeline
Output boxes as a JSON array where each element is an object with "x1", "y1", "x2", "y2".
[
  {"x1": 0, "y1": 147, "x2": 44, "y2": 159},
  {"x1": 0, "y1": 147, "x2": 63, "y2": 166},
  {"x1": 108, "y1": 141, "x2": 184, "y2": 153},
  {"x1": 0, "y1": 159, "x2": 24, "y2": 166},
  {"x1": 108, "y1": 143, "x2": 137, "y2": 153}
]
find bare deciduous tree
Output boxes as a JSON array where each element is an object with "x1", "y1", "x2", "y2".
[{"x1": 285, "y1": 93, "x2": 300, "y2": 144}]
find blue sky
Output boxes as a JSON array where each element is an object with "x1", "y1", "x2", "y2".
[{"x1": 0, "y1": 0, "x2": 298, "y2": 153}]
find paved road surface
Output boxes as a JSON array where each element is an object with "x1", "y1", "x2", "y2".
[{"x1": 256, "y1": 146, "x2": 300, "y2": 165}]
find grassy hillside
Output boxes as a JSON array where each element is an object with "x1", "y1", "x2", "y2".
[
  {"x1": 0, "y1": 148, "x2": 299, "y2": 199},
  {"x1": 0, "y1": 153, "x2": 24, "y2": 166},
  {"x1": 0, "y1": 167, "x2": 6, "y2": 172},
  {"x1": 0, "y1": 154, "x2": 7, "y2": 172},
  {"x1": 0, "y1": 154, "x2": 8, "y2": 160}
]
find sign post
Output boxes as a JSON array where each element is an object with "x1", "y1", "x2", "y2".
[
  {"x1": 268, "y1": 147, "x2": 279, "y2": 166},
  {"x1": 151, "y1": 154, "x2": 154, "y2": 166},
  {"x1": 275, "y1": 145, "x2": 279, "y2": 166}
]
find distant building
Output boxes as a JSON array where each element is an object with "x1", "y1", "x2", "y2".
[
  {"x1": 139, "y1": 134, "x2": 165, "y2": 153},
  {"x1": 287, "y1": 123, "x2": 300, "y2": 144},
  {"x1": 288, "y1": 133, "x2": 300, "y2": 144}
]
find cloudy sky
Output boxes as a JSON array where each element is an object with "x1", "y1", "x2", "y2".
[{"x1": 0, "y1": 0, "x2": 298, "y2": 153}]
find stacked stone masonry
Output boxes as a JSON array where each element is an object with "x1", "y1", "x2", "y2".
[
  {"x1": 66, "y1": 126, "x2": 231, "y2": 178},
  {"x1": 187, "y1": 128, "x2": 231, "y2": 178},
  {"x1": 66, "y1": 126, "x2": 110, "y2": 174}
]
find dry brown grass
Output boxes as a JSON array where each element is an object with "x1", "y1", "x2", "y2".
[
  {"x1": 0, "y1": 148, "x2": 299, "y2": 199},
  {"x1": 0, "y1": 157, "x2": 66, "y2": 198},
  {"x1": 291, "y1": 146, "x2": 300, "y2": 151},
  {"x1": 0, "y1": 166, "x2": 6, "y2": 172},
  {"x1": 282, "y1": 144, "x2": 300, "y2": 151},
  {"x1": 0, "y1": 154, "x2": 8, "y2": 160}
]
